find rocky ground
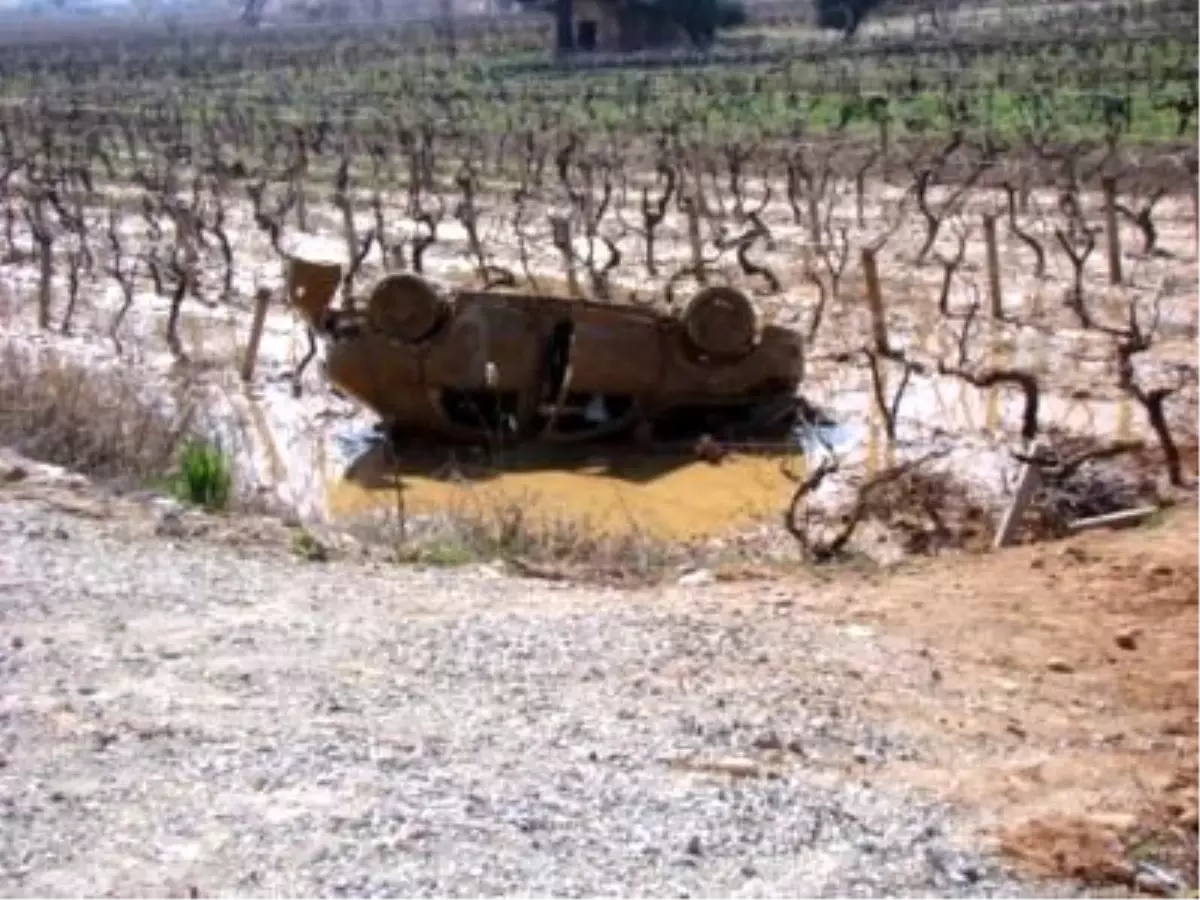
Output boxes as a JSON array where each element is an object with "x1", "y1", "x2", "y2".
[{"x1": 0, "y1": 459, "x2": 1195, "y2": 898}]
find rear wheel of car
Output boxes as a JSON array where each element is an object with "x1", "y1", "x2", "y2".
[
  {"x1": 681, "y1": 285, "x2": 759, "y2": 361},
  {"x1": 367, "y1": 273, "x2": 448, "y2": 343}
]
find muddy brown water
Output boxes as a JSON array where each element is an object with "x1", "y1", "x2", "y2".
[
  {"x1": 313, "y1": 365, "x2": 1153, "y2": 542},
  {"x1": 325, "y1": 442, "x2": 800, "y2": 540}
]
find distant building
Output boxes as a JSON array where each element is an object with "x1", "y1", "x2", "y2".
[{"x1": 525, "y1": 0, "x2": 690, "y2": 53}]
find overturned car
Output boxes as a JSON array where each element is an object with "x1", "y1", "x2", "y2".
[{"x1": 284, "y1": 240, "x2": 806, "y2": 447}]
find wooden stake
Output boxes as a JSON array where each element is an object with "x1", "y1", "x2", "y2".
[
  {"x1": 985, "y1": 328, "x2": 1009, "y2": 433},
  {"x1": 1116, "y1": 395, "x2": 1134, "y2": 441},
  {"x1": 994, "y1": 441, "x2": 1043, "y2": 550},
  {"x1": 1102, "y1": 176, "x2": 1122, "y2": 286},
  {"x1": 294, "y1": 136, "x2": 309, "y2": 231},
  {"x1": 807, "y1": 190, "x2": 822, "y2": 252},
  {"x1": 1066, "y1": 506, "x2": 1159, "y2": 535},
  {"x1": 982, "y1": 213, "x2": 1003, "y2": 319},
  {"x1": 866, "y1": 413, "x2": 881, "y2": 477},
  {"x1": 854, "y1": 171, "x2": 866, "y2": 228},
  {"x1": 550, "y1": 217, "x2": 580, "y2": 297},
  {"x1": 860, "y1": 247, "x2": 888, "y2": 353},
  {"x1": 36, "y1": 239, "x2": 52, "y2": 330},
  {"x1": 1192, "y1": 174, "x2": 1199, "y2": 242},
  {"x1": 685, "y1": 195, "x2": 707, "y2": 285},
  {"x1": 241, "y1": 287, "x2": 272, "y2": 383}
]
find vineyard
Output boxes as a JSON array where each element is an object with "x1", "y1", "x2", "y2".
[{"x1": 0, "y1": 0, "x2": 1196, "y2": 562}]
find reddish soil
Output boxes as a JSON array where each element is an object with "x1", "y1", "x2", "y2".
[{"x1": 834, "y1": 505, "x2": 1198, "y2": 890}]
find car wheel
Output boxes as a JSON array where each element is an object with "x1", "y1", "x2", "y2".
[
  {"x1": 681, "y1": 285, "x2": 759, "y2": 361},
  {"x1": 367, "y1": 273, "x2": 448, "y2": 343}
]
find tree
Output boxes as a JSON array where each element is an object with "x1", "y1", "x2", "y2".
[
  {"x1": 241, "y1": 0, "x2": 267, "y2": 25},
  {"x1": 649, "y1": 0, "x2": 746, "y2": 46},
  {"x1": 813, "y1": 0, "x2": 884, "y2": 37}
]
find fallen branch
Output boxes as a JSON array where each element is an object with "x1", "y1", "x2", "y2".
[{"x1": 784, "y1": 449, "x2": 950, "y2": 562}]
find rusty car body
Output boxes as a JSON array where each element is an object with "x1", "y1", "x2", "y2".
[{"x1": 284, "y1": 238, "x2": 806, "y2": 446}]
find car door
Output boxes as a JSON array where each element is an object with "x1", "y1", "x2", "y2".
[{"x1": 564, "y1": 303, "x2": 666, "y2": 398}]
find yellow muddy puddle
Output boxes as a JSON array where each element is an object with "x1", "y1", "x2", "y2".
[{"x1": 326, "y1": 445, "x2": 799, "y2": 540}]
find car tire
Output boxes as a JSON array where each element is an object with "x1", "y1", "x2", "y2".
[
  {"x1": 681, "y1": 285, "x2": 759, "y2": 361},
  {"x1": 366, "y1": 273, "x2": 448, "y2": 343}
]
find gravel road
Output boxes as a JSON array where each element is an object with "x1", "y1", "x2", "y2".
[{"x1": 0, "y1": 492, "x2": 1059, "y2": 898}]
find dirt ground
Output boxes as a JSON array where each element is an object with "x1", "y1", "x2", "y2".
[
  {"x1": 792, "y1": 504, "x2": 1199, "y2": 890},
  {"x1": 1, "y1": 451, "x2": 1195, "y2": 895}
]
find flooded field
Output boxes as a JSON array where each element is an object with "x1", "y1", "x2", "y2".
[
  {"x1": 0, "y1": 177, "x2": 1194, "y2": 548},
  {"x1": 219, "y1": 346, "x2": 1146, "y2": 544}
]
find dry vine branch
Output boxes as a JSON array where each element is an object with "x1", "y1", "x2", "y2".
[
  {"x1": 410, "y1": 193, "x2": 445, "y2": 275},
  {"x1": 1108, "y1": 294, "x2": 1195, "y2": 487},
  {"x1": 784, "y1": 449, "x2": 951, "y2": 562},
  {"x1": 1055, "y1": 216, "x2": 1098, "y2": 325},
  {"x1": 510, "y1": 186, "x2": 539, "y2": 289},
  {"x1": 61, "y1": 244, "x2": 83, "y2": 334},
  {"x1": 22, "y1": 187, "x2": 55, "y2": 329},
  {"x1": 105, "y1": 207, "x2": 139, "y2": 356},
  {"x1": 937, "y1": 303, "x2": 1042, "y2": 439},
  {"x1": 864, "y1": 347, "x2": 917, "y2": 442},
  {"x1": 716, "y1": 215, "x2": 780, "y2": 294},
  {"x1": 1013, "y1": 438, "x2": 1147, "y2": 480},
  {"x1": 638, "y1": 159, "x2": 676, "y2": 278},
  {"x1": 782, "y1": 453, "x2": 839, "y2": 557},
  {"x1": 202, "y1": 192, "x2": 236, "y2": 304},
  {"x1": 911, "y1": 136, "x2": 993, "y2": 264},
  {"x1": 1116, "y1": 186, "x2": 1169, "y2": 258},
  {"x1": 1001, "y1": 179, "x2": 1046, "y2": 274},
  {"x1": 794, "y1": 189, "x2": 856, "y2": 344},
  {"x1": 454, "y1": 159, "x2": 516, "y2": 289},
  {"x1": 933, "y1": 218, "x2": 968, "y2": 317},
  {"x1": 1117, "y1": 364, "x2": 1192, "y2": 487},
  {"x1": 784, "y1": 142, "x2": 834, "y2": 250}
]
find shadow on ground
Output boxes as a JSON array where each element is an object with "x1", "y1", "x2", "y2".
[{"x1": 343, "y1": 436, "x2": 732, "y2": 489}]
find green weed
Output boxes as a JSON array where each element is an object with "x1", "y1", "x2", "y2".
[{"x1": 172, "y1": 439, "x2": 234, "y2": 511}]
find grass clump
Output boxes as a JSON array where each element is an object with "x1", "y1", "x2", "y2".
[{"x1": 171, "y1": 438, "x2": 234, "y2": 511}]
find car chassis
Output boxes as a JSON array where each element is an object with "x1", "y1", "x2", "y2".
[{"x1": 284, "y1": 239, "x2": 807, "y2": 448}]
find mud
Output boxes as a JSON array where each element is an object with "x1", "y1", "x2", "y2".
[{"x1": 328, "y1": 440, "x2": 799, "y2": 540}]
